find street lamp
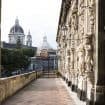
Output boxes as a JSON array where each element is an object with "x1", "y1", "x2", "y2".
[{"x1": 48, "y1": 56, "x2": 50, "y2": 77}]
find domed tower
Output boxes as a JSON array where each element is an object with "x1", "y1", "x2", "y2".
[
  {"x1": 26, "y1": 30, "x2": 32, "y2": 47},
  {"x1": 8, "y1": 17, "x2": 25, "y2": 45},
  {"x1": 41, "y1": 36, "x2": 52, "y2": 50}
]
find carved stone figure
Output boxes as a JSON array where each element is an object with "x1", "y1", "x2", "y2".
[
  {"x1": 88, "y1": 0, "x2": 94, "y2": 7},
  {"x1": 77, "y1": 44, "x2": 85, "y2": 75},
  {"x1": 72, "y1": 14, "x2": 78, "y2": 30},
  {"x1": 83, "y1": 35, "x2": 93, "y2": 72}
]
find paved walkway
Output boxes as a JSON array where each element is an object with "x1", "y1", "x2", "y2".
[{"x1": 2, "y1": 78, "x2": 76, "y2": 105}]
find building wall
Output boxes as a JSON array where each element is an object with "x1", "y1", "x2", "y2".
[
  {"x1": 9, "y1": 34, "x2": 25, "y2": 45},
  {"x1": 30, "y1": 55, "x2": 58, "y2": 71},
  {"x1": 56, "y1": 0, "x2": 105, "y2": 105}
]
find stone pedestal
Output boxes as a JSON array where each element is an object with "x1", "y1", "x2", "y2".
[
  {"x1": 63, "y1": 76, "x2": 65, "y2": 80},
  {"x1": 85, "y1": 71, "x2": 94, "y2": 103},
  {"x1": 66, "y1": 78, "x2": 68, "y2": 83},
  {"x1": 71, "y1": 76, "x2": 76, "y2": 91},
  {"x1": 77, "y1": 75, "x2": 87, "y2": 101},
  {"x1": 95, "y1": 86, "x2": 105, "y2": 105},
  {"x1": 71, "y1": 83, "x2": 77, "y2": 92},
  {"x1": 71, "y1": 84, "x2": 75, "y2": 91},
  {"x1": 68, "y1": 81, "x2": 71, "y2": 86},
  {"x1": 86, "y1": 88, "x2": 94, "y2": 105},
  {"x1": 77, "y1": 88, "x2": 82, "y2": 100},
  {"x1": 74, "y1": 76, "x2": 78, "y2": 92},
  {"x1": 67, "y1": 74, "x2": 72, "y2": 86},
  {"x1": 77, "y1": 76, "x2": 83, "y2": 100},
  {"x1": 81, "y1": 79, "x2": 87, "y2": 101},
  {"x1": 86, "y1": 86, "x2": 105, "y2": 105}
]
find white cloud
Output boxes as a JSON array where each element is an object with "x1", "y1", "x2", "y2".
[{"x1": 1, "y1": 0, "x2": 62, "y2": 48}]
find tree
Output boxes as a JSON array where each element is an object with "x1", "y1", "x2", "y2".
[
  {"x1": 1, "y1": 48, "x2": 30, "y2": 76},
  {"x1": 1, "y1": 47, "x2": 36, "y2": 77},
  {"x1": 21, "y1": 48, "x2": 35, "y2": 57}
]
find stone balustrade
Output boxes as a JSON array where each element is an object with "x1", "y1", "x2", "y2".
[{"x1": 0, "y1": 71, "x2": 42, "y2": 103}]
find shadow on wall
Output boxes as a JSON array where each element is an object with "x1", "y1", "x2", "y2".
[{"x1": 98, "y1": 39, "x2": 105, "y2": 85}]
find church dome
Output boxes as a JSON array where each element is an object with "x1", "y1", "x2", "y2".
[
  {"x1": 36, "y1": 36, "x2": 54, "y2": 56},
  {"x1": 41, "y1": 36, "x2": 52, "y2": 50},
  {"x1": 10, "y1": 25, "x2": 24, "y2": 34},
  {"x1": 9, "y1": 18, "x2": 24, "y2": 34}
]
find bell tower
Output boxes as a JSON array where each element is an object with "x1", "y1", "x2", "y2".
[{"x1": 26, "y1": 30, "x2": 32, "y2": 47}]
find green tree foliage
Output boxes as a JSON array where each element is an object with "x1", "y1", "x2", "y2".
[
  {"x1": 22, "y1": 48, "x2": 35, "y2": 57},
  {"x1": 1, "y1": 48, "x2": 35, "y2": 75}
]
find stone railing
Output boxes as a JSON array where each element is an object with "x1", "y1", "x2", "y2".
[{"x1": 0, "y1": 70, "x2": 42, "y2": 103}]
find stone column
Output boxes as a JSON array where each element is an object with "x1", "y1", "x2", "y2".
[
  {"x1": 0, "y1": 0, "x2": 1, "y2": 78},
  {"x1": 77, "y1": 0, "x2": 86, "y2": 100},
  {"x1": 70, "y1": 48, "x2": 75, "y2": 91},
  {"x1": 66, "y1": 26, "x2": 72, "y2": 86},
  {"x1": 93, "y1": 0, "x2": 105, "y2": 105}
]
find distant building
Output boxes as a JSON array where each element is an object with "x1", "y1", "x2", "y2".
[
  {"x1": 41, "y1": 36, "x2": 52, "y2": 50},
  {"x1": 26, "y1": 30, "x2": 32, "y2": 47},
  {"x1": 37, "y1": 36, "x2": 56, "y2": 57},
  {"x1": 1, "y1": 41, "x2": 36, "y2": 50},
  {"x1": 8, "y1": 17, "x2": 32, "y2": 46},
  {"x1": 8, "y1": 17, "x2": 25, "y2": 45},
  {"x1": 1, "y1": 17, "x2": 33, "y2": 49},
  {"x1": 29, "y1": 36, "x2": 58, "y2": 71}
]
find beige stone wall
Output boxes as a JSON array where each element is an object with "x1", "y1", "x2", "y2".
[{"x1": 0, "y1": 71, "x2": 42, "y2": 103}]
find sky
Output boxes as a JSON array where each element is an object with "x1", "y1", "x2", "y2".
[{"x1": 1, "y1": 0, "x2": 62, "y2": 49}]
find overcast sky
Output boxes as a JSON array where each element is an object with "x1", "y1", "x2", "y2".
[{"x1": 1, "y1": 0, "x2": 62, "y2": 49}]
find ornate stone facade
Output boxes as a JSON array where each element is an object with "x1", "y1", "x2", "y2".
[{"x1": 56, "y1": 0, "x2": 105, "y2": 105}]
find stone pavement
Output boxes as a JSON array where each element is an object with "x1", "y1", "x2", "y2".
[
  {"x1": 2, "y1": 78, "x2": 76, "y2": 105},
  {"x1": 61, "y1": 80, "x2": 86, "y2": 105}
]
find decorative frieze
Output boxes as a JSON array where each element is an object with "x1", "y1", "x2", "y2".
[{"x1": 55, "y1": 0, "x2": 105, "y2": 104}]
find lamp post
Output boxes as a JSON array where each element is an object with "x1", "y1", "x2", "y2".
[
  {"x1": 48, "y1": 56, "x2": 50, "y2": 77},
  {"x1": 53, "y1": 56, "x2": 55, "y2": 70}
]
